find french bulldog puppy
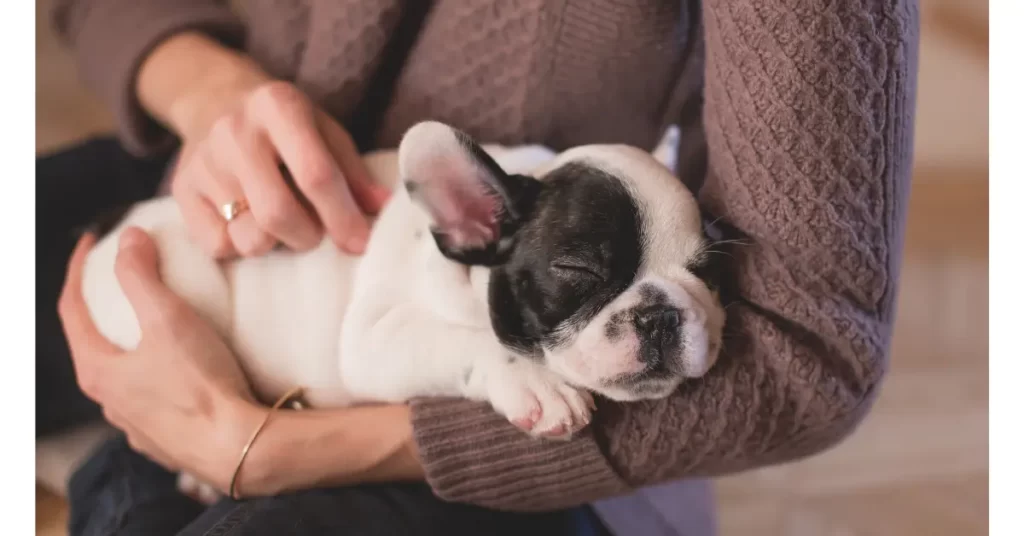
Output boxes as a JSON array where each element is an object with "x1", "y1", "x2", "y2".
[{"x1": 69, "y1": 121, "x2": 724, "y2": 502}]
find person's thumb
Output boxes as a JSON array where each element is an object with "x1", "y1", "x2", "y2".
[{"x1": 114, "y1": 227, "x2": 183, "y2": 327}]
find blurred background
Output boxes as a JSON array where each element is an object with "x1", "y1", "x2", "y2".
[{"x1": 36, "y1": 0, "x2": 989, "y2": 534}]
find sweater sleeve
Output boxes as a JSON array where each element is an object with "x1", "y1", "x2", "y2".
[
  {"x1": 409, "y1": 0, "x2": 918, "y2": 511},
  {"x1": 51, "y1": 0, "x2": 245, "y2": 156}
]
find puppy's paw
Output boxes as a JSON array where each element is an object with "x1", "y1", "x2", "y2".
[
  {"x1": 177, "y1": 472, "x2": 222, "y2": 505},
  {"x1": 487, "y1": 363, "x2": 594, "y2": 440}
]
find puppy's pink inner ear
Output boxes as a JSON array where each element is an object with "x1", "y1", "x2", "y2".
[
  {"x1": 416, "y1": 174, "x2": 502, "y2": 250},
  {"x1": 433, "y1": 179, "x2": 501, "y2": 250}
]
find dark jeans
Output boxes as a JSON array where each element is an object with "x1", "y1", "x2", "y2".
[{"x1": 36, "y1": 138, "x2": 611, "y2": 536}]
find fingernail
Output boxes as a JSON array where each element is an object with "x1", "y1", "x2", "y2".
[
  {"x1": 343, "y1": 218, "x2": 371, "y2": 253},
  {"x1": 345, "y1": 234, "x2": 367, "y2": 254}
]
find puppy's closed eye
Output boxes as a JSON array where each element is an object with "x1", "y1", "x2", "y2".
[{"x1": 551, "y1": 260, "x2": 606, "y2": 282}]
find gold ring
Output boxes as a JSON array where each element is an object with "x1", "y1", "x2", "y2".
[{"x1": 220, "y1": 200, "x2": 249, "y2": 222}]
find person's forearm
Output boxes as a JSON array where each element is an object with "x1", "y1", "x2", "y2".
[
  {"x1": 137, "y1": 31, "x2": 270, "y2": 141},
  {"x1": 227, "y1": 399, "x2": 425, "y2": 498}
]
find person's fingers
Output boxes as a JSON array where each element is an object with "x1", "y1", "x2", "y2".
[
  {"x1": 188, "y1": 144, "x2": 278, "y2": 258},
  {"x1": 173, "y1": 184, "x2": 236, "y2": 259},
  {"x1": 172, "y1": 151, "x2": 242, "y2": 259},
  {"x1": 57, "y1": 233, "x2": 121, "y2": 357},
  {"x1": 316, "y1": 111, "x2": 390, "y2": 215},
  {"x1": 57, "y1": 233, "x2": 121, "y2": 400},
  {"x1": 231, "y1": 130, "x2": 321, "y2": 251},
  {"x1": 227, "y1": 211, "x2": 277, "y2": 257},
  {"x1": 113, "y1": 227, "x2": 193, "y2": 329},
  {"x1": 251, "y1": 84, "x2": 370, "y2": 253}
]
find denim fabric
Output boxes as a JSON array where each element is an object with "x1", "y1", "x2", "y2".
[
  {"x1": 67, "y1": 435, "x2": 609, "y2": 536},
  {"x1": 67, "y1": 436, "x2": 205, "y2": 536}
]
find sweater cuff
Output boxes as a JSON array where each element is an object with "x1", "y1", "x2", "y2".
[
  {"x1": 70, "y1": 1, "x2": 245, "y2": 157},
  {"x1": 410, "y1": 397, "x2": 629, "y2": 512}
]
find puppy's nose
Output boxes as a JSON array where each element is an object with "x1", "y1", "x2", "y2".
[
  {"x1": 634, "y1": 306, "x2": 682, "y2": 367},
  {"x1": 635, "y1": 306, "x2": 681, "y2": 335}
]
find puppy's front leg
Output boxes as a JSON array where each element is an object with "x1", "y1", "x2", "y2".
[
  {"x1": 340, "y1": 303, "x2": 510, "y2": 402},
  {"x1": 340, "y1": 304, "x2": 593, "y2": 439},
  {"x1": 471, "y1": 356, "x2": 594, "y2": 440}
]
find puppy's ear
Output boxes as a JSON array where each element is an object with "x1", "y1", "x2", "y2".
[
  {"x1": 651, "y1": 124, "x2": 680, "y2": 175},
  {"x1": 398, "y1": 121, "x2": 541, "y2": 266}
]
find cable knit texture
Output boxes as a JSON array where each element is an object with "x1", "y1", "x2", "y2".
[{"x1": 52, "y1": 0, "x2": 918, "y2": 518}]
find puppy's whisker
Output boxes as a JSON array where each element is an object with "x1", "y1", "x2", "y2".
[
  {"x1": 704, "y1": 214, "x2": 727, "y2": 229},
  {"x1": 708, "y1": 238, "x2": 751, "y2": 248},
  {"x1": 702, "y1": 249, "x2": 736, "y2": 260}
]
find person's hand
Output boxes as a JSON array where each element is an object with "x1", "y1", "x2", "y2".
[
  {"x1": 58, "y1": 228, "x2": 263, "y2": 491},
  {"x1": 140, "y1": 33, "x2": 390, "y2": 259},
  {"x1": 171, "y1": 79, "x2": 390, "y2": 259}
]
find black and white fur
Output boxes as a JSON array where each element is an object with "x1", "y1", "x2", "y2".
[{"x1": 38, "y1": 122, "x2": 724, "y2": 502}]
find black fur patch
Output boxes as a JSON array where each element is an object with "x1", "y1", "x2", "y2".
[
  {"x1": 686, "y1": 217, "x2": 730, "y2": 294},
  {"x1": 632, "y1": 305, "x2": 683, "y2": 369},
  {"x1": 488, "y1": 162, "x2": 644, "y2": 357},
  {"x1": 604, "y1": 310, "x2": 629, "y2": 341},
  {"x1": 637, "y1": 283, "x2": 668, "y2": 305}
]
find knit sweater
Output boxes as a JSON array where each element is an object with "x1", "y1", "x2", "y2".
[{"x1": 52, "y1": 0, "x2": 919, "y2": 529}]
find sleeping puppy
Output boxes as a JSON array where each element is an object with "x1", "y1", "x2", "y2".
[{"x1": 70, "y1": 121, "x2": 725, "y2": 501}]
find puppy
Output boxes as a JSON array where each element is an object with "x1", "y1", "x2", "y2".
[{"x1": 65, "y1": 121, "x2": 724, "y2": 502}]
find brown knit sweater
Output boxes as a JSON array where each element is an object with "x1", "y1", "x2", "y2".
[{"x1": 53, "y1": 0, "x2": 918, "y2": 513}]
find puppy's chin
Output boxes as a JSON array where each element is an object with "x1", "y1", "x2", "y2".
[
  {"x1": 541, "y1": 343, "x2": 683, "y2": 401},
  {"x1": 591, "y1": 378, "x2": 684, "y2": 402}
]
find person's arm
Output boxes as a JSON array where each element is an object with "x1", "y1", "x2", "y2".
[
  {"x1": 51, "y1": 0, "x2": 245, "y2": 155},
  {"x1": 223, "y1": 401, "x2": 425, "y2": 498},
  {"x1": 400, "y1": 0, "x2": 920, "y2": 511},
  {"x1": 58, "y1": 228, "x2": 421, "y2": 499}
]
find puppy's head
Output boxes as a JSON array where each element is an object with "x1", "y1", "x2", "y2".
[{"x1": 398, "y1": 122, "x2": 725, "y2": 401}]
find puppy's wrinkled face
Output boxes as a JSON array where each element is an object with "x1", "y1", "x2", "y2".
[{"x1": 398, "y1": 122, "x2": 725, "y2": 401}]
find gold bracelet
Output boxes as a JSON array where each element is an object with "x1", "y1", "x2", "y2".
[{"x1": 229, "y1": 386, "x2": 305, "y2": 500}]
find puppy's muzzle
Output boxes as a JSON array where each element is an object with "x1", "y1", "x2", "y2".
[{"x1": 634, "y1": 305, "x2": 682, "y2": 368}]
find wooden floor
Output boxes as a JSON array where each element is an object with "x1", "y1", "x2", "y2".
[{"x1": 35, "y1": 1, "x2": 989, "y2": 534}]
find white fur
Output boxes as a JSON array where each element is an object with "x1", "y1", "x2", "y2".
[
  {"x1": 77, "y1": 136, "x2": 586, "y2": 502},
  {"x1": 38, "y1": 123, "x2": 718, "y2": 502}
]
